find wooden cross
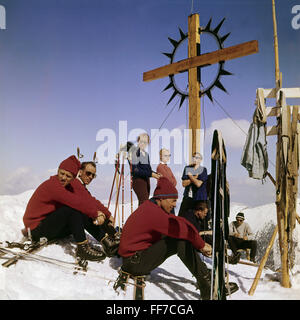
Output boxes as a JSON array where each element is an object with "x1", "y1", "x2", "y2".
[{"x1": 143, "y1": 14, "x2": 258, "y2": 159}]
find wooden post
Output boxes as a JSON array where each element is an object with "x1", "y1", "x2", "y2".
[
  {"x1": 248, "y1": 225, "x2": 278, "y2": 296},
  {"x1": 272, "y1": 0, "x2": 291, "y2": 288},
  {"x1": 272, "y1": 0, "x2": 280, "y2": 88},
  {"x1": 188, "y1": 14, "x2": 201, "y2": 161}
]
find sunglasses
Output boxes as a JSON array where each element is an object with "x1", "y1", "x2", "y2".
[{"x1": 85, "y1": 171, "x2": 97, "y2": 179}]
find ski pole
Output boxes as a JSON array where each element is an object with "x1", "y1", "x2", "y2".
[
  {"x1": 129, "y1": 157, "x2": 133, "y2": 215},
  {"x1": 121, "y1": 152, "x2": 125, "y2": 228},
  {"x1": 108, "y1": 153, "x2": 119, "y2": 210},
  {"x1": 113, "y1": 156, "x2": 123, "y2": 227}
]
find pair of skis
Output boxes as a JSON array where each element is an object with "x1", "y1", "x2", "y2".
[
  {"x1": 210, "y1": 130, "x2": 230, "y2": 300},
  {"x1": 0, "y1": 238, "x2": 88, "y2": 272},
  {"x1": 1, "y1": 237, "x2": 55, "y2": 268}
]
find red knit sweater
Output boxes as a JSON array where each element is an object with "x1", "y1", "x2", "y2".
[
  {"x1": 118, "y1": 200, "x2": 205, "y2": 257},
  {"x1": 156, "y1": 163, "x2": 177, "y2": 187},
  {"x1": 70, "y1": 178, "x2": 111, "y2": 218},
  {"x1": 23, "y1": 176, "x2": 100, "y2": 231}
]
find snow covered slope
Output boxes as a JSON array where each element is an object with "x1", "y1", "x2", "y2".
[{"x1": 0, "y1": 191, "x2": 300, "y2": 300}]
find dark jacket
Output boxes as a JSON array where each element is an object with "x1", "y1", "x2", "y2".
[{"x1": 130, "y1": 147, "x2": 153, "y2": 180}]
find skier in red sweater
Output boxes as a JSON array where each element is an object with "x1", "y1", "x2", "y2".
[
  {"x1": 23, "y1": 155, "x2": 111, "y2": 262},
  {"x1": 117, "y1": 177, "x2": 214, "y2": 299},
  {"x1": 71, "y1": 161, "x2": 120, "y2": 257}
]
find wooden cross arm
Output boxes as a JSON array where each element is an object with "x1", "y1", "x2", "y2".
[{"x1": 143, "y1": 40, "x2": 258, "y2": 82}]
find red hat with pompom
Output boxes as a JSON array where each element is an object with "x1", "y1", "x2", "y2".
[{"x1": 59, "y1": 155, "x2": 81, "y2": 176}]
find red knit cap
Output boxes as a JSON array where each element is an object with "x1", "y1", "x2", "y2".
[
  {"x1": 153, "y1": 177, "x2": 178, "y2": 199},
  {"x1": 58, "y1": 155, "x2": 81, "y2": 177}
]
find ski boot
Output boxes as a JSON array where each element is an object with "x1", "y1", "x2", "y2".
[
  {"x1": 197, "y1": 270, "x2": 239, "y2": 300},
  {"x1": 76, "y1": 240, "x2": 106, "y2": 265},
  {"x1": 113, "y1": 268, "x2": 131, "y2": 292},
  {"x1": 100, "y1": 233, "x2": 120, "y2": 257},
  {"x1": 227, "y1": 252, "x2": 241, "y2": 265},
  {"x1": 197, "y1": 271, "x2": 212, "y2": 300},
  {"x1": 225, "y1": 282, "x2": 239, "y2": 295}
]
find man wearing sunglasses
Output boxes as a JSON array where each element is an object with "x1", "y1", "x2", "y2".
[
  {"x1": 71, "y1": 161, "x2": 120, "y2": 257},
  {"x1": 178, "y1": 152, "x2": 208, "y2": 217},
  {"x1": 23, "y1": 155, "x2": 109, "y2": 262},
  {"x1": 228, "y1": 212, "x2": 257, "y2": 264},
  {"x1": 78, "y1": 161, "x2": 98, "y2": 186}
]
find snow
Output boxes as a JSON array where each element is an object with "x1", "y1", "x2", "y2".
[{"x1": 0, "y1": 190, "x2": 300, "y2": 300}]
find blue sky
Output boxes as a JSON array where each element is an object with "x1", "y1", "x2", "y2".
[{"x1": 0, "y1": 0, "x2": 299, "y2": 207}]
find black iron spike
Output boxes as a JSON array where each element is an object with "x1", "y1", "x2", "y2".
[
  {"x1": 215, "y1": 80, "x2": 228, "y2": 93},
  {"x1": 162, "y1": 82, "x2": 174, "y2": 92},
  {"x1": 205, "y1": 89, "x2": 214, "y2": 102},
  {"x1": 213, "y1": 18, "x2": 225, "y2": 34},
  {"x1": 168, "y1": 37, "x2": 178, "y2": 48},
  {"x1": 179, "y1": 94, "x2": 187, "y2": 108},
  {"x1": 162, "y1": 52, "x2": 173, "y2": 60},
  {"x1": 220, "y1": 68, "x2": 233, "y2": 76},
  {"x1": 204, "y1": 18, "x2": 212, "y2": 31},
  {"x1": 178, "y1": 27, "x2": 186, "y2": 40},
  {"x1": 220, "y1": 32, "x2": 231, "y2": 44},
  {"x1": 167, "y1": 90, "x2": 178, "y2": 105}
]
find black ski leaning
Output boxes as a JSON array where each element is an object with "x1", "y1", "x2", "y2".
[{"x1": 210, "y1": 130, "x2": 230, "y2": 300}]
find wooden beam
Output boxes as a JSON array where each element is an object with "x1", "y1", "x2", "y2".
[
  {"x1": 188, "y1": 14, "x2": 201, "y2": 159},
  {"x1": 143, "y1": 40, "x2": 258, "y2": 82},
  {"x1": 248, "y1": 225, "x2": 278, "y2": 296},
  {"x1": 262, "y1": 88, "x2": 300, "y2": 99},
  {"x1": 266, "y1": 106, "x2": 280, "y2": 117},
  {"x1": 266, "y1": 125, "x2": 278, "y2": 136}
]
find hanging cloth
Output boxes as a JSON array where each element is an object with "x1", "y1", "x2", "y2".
[{"x1": 240, "y1": 108, "x2": 269, "y2": 180}]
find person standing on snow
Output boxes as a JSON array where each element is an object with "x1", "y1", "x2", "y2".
[
  {"x1": 178, "y1": 152, "x2": 208, "y2": 217},
  {"x1": 23, "y1": 155, "x2": 111, "y2": 262},
  {"x1": 128, "y1": 133, "x2": 161, "y2": 206},
  {"x1": 156, "y1": 148, "x2": 177, "y2": 187}
]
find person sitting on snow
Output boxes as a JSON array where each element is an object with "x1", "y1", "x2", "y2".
[
  {"x1": 115, "y1": 177, "x2": 238, "y2": 300},
  {"x1": 228, "y1": 212, "x2": 257, "y2": 264},
  {"x1": 22, "y1": 155, "x2": 112, "y2": 262},
  {"x1": 180, "y1": 200, "x2": 212, "y2": 246},
  {"x1": 72, "y1": 161, "x2": 120, "y2": 257}
]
